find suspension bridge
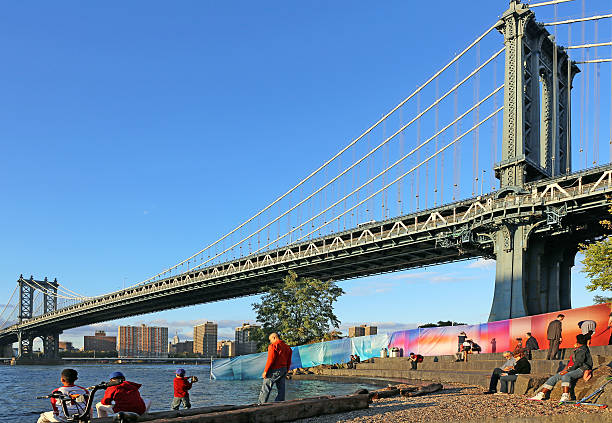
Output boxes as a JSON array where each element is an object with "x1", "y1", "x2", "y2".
[{"x1": 2, "y1": 0, "x2": 612, "y2": 360}]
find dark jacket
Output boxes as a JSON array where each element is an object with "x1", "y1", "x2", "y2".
[
  {"x1": 547, "y1": 320, "x2": 562, "y2": 340},
  {"x1": 508, "y1": 357, "x2": 531, "y2": 375},
  {"x1": 525, "y1": 336, "x2": 539, "y2": 351},
  {"x1": 568, "y1": 345, "x2": 593, "y2": 371}
]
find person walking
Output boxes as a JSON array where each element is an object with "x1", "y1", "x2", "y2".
[
  {"x1": 258, "y1": 333, "x2": 293, "y2": 404},
  {"x1": 546, "y1": 314, "x2": 564, "y2": 360}
]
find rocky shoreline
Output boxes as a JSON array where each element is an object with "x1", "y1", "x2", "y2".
[{"x1": 295, "y1": 383, "x2": 611, "y2": 423}]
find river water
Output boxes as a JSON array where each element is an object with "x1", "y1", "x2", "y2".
[{"x1": 1, "y1": 364, "x2": 381, "y2": 423}]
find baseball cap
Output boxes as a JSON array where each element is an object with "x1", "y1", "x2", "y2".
[
  {"x1": 109, "y1": 371, "x2": 125, "y2": 380},
  {"x1": 176, "y1": 368, "x2": 186, "y2": 376}
]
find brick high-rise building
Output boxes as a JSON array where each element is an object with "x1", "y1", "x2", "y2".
[
  {"x1": 348, "y1": 325, "x2": 377, "y2": 338},
  {"x1": 193, "y1": 321, "x2": 217, "y2": 357},
  {"x1": 118, "y1": 324, "x2": 168, "y2": 358},
  {"x1": 84, "y1": 331, "x2": 117, "y2": 352},
  {"x1": 235, "y1": 323, "x2": 260, "y2": 356},
  {"x1": 364, "y1": 325, "x2": 377, "y2": 336},
  {"x1": 348, "y1": 326, "x2": 365, "y2": 338},
  {"x1": 216, "y1": 340, "x2": 236, "y2": 358}
]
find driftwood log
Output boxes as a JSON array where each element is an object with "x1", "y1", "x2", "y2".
[{"x1": 402, "y1": 383, "x2": 443, "y2": 397}]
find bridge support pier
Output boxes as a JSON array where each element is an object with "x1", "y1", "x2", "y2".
[{"x1": 489, "y1": 222, "x2": 577, "y2": 321}]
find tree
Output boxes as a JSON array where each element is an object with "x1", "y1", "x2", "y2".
[
  {"x1": 252, "y1": 271, "x2": 344, "y2": 349},
  {"x1": 580, "y1": 206, "x2": 612, "y2": 297},
  {"x1": 593, "y1": 295, "x2": 612, "y2": 304},
  {"x1": 418, "y1": 320, "x2": 466, "y2": 328}
]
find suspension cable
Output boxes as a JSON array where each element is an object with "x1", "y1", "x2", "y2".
[
  {"x1": 134, "y1": 48, "x2": 504, "y2": 283},
  {"x1": 0, "y1": 303, "x2": 18, "y2": 329},
  {"x1": 530, "y1": 0, "x2": 575, "y2": 7},
  {"x1": 575, "y1": 58, "x2": 612, "y2": 64},
  {"x1": 0, "y1": 285, "x2": 18, "y2": 322},
  {"x1": 296, "y1": 107, "x2": 504, "y2": 242},
  {"x1": 545, "y1": 14, "x2": 612, "y2": 26},
  {"x1": 248, "y1": 87, "x2": 504, "y2": 255},
  {"x1": 567, "y1": 42, "x2": 612, "y2": 49},
  {"x1": 132, "y1": 20, "x2": 500, "y2": 287}
]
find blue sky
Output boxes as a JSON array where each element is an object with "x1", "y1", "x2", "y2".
[{"x1": 1, "y1": 0, "x2": 610, "y2": 348}]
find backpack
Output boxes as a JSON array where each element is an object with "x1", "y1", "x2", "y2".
[{"x1": 416, "y1": 354, "x2": 424, "y2": 363}]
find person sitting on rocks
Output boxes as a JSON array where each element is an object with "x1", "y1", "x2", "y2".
[
  {"x1": 408, "y1": 352, "x2": 423, "y2": 370},
  {"x1": 347, "y1": 355, "x2": 356, "y2": 369},
  {"x1": 529, "y1": 334, "x2": 593, "y2": 402},
  {"x1": 483, "y1": 351, "x2": 516, "y2": 394},
  {"x1": 96, "y1": 371, "x2": 151, "y2": 418}
]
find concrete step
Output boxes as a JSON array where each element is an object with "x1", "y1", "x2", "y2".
[
  {"x1": 372, "y1": 345, "x2": 612, "y2": 363},
  {"x1": 358, "y1": 355, "x2": 611, "y2": 374}
]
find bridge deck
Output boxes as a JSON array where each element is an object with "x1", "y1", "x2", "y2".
[{"x1": 2, "y1": 164, "x2": 611, "y2": 344}]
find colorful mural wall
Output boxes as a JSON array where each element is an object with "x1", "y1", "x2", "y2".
[{"x1": 211, "y1": 303, "x2": 611, "y2": 380}]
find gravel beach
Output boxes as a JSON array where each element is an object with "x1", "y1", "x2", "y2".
[{"x1": 296, "y1": 384, "x2": 611, "y2": 423}]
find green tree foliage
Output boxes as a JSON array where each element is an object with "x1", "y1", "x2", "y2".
[
  {"x1": 252, "y1": 271, "x2": 344, "y2": 349},
  {"x1": 418, "y1": 320, "x2": 466, "y2": 328},
  {"x1": 580, "y1": 206, "x2": 612, "y2": 295},
  {"x1": 593, "y1": 295, "x2": 612, "y2": 304}
]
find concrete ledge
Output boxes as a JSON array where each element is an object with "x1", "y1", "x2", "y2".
[{"x1": 92, "y1": 394, "x2": 370, "y2": 423}]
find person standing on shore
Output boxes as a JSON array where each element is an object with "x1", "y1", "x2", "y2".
[
  {"x1": 171, "y1": 368, "x2": 197, "y2": 410},
  {"x1": 546, "y1": 314, "x2": 564, "y2": 360},
  {"x1": 258, "y1": 332, "x2": 293, "y2": 404}
]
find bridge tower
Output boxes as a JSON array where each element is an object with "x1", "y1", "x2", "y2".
[
  {"x1": 17, "y1": 275, "x2": 60, "y2": 359},
  {"x1": 489, "y1": 0, "x2": 580, "y2": 321}
]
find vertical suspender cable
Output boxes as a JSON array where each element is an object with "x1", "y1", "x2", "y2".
[
  {"x1": 567, "y1": 25, "x2": 572, "y2": 173},
  {"x1": 416, "y1": 93, "x2": 421, "y2": 210},
  {"x1": 585, "y1": 47, "x2": 590, "y2": 168},
  {"x1": 453, "y1": 62, "x2": 459, "y2": 201},
  {"x1": 399, "y1": 108, "x2": 404, "y2": 214},
  {"x1": 594, "y1": 22, "x2": 600, "y2": 165},
  {"x1": 435, "y1": 78, "x2": 439, "y2": 206}
]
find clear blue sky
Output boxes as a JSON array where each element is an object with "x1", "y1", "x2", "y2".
[{"x1": 0, "y1": 0, "x2": 610, "y2": 348}]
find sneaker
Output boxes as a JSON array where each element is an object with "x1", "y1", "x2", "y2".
[
  {"x1": 529, "y1": 391, "x2": 545, "y2": 401},
  {"x1": 559, "y1": 393, "x2": 570, "y2": 403},
  {"x1": 483, "y1": 390, "x2": 496, "y2": 395}
]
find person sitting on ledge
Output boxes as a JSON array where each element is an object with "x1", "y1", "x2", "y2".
[
  {"x1": 492, "y1": 349, "x2": 530, "y2": 395},
  {"x1": 483, "y1": 351, "x2": 516, "y2": 394},
  {"x1": 408, "y1": 352, "x2": 423, "y2": 370},
  {"x1": 96, "y1": 371, "x2": 151, "y2": 417},
  {"x1": 529, "y1": 334, "x2": 593, "y2": 402}
]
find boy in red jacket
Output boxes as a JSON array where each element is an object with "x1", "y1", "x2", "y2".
[
  {"x1": 95, "y1": 371, "x2": 151, "y2": 417},
  {"x1": 171, "y1": 368, "x2": 197, "y2": 410}
]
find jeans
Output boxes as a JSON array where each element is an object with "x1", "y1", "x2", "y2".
[
  {"x1": 171, "y1": 396, "x2": 191, "y2": 410},
  {"x1": 258, "y1": 368, "x2": 287, "y2": 404},
  {"x1": 410, "y1": 360, "x2": 417, "y2": 370},
  {"x1": 488, "y1": 368, "x2": 504, "y2": 392},
  {"x1": 499, "y1": 374, "x2": 518, "y2": 393},
  {"x1": 543, "y1": 368, "x2": 584, "y2": 389},
  {"x1": 547, "y1": 339, "x2": 561, "y2": 360}
]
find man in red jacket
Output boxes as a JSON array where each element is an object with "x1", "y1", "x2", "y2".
[
  {"x1": 258, "y1": 332, "x2": 293, "y2": 404},
  {"x1": 96, "y1": 371, "x2": 151, "y2": 417}
]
